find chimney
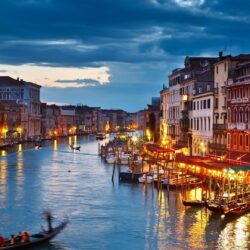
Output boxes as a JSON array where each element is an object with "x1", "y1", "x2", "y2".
[
  {"x1": 17, "y1": 77, "x2": 19, "y2": 81},
  {"x1": 219, "y1": 51, "x2": 223, "y2": 58}
]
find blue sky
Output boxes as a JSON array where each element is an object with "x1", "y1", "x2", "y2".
[{"x1": 0, "y1": 0, "x2": 249, "y2": 112}]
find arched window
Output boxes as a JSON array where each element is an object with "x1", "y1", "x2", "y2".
[
  {"x1": 246, "y1": 107, "x2": 249, "y2": 123},
  {"x1": 234, "y1": 108, "x2": 237, "y2": 123},
  {"x1": 239, "y1": 108, "x2": 243, "y2": 123},
  {"x1": 227, "y1": 108, "x2": 231, "y2": 123}
]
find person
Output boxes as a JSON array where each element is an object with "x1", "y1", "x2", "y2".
[
  {"x1": 43, "y1": 210, "x2": 53, "y2": 232},
  {"x1": 15, "y1": 232, "x2": 22, "y2": 243},
  {"x1": 0, "y1": 235, "x2": 5, "y2": 247},
  {"x1": 10, "y1": 235, "x2": 15, "y2": 245},
  {"x1": 21, "y1": 231, "x2": 30, "y2": 243}
]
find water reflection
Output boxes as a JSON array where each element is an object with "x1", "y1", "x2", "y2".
[{"x1": 0, "y1": 137, "x2": 249, "y2": 250}]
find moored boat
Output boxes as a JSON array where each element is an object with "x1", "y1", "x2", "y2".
[
  {"x1": 1, "y1": 219, "x2": 68, "y2": 250},
  {"x1": 96, "y1": 132, "x2": 107, "y2": 140},
  {"x1": 182, "y1": 200, "x2": 205, "y2": 207}
]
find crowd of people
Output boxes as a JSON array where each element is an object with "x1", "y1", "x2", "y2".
[{"x1": 0, "y1": 231, "x2": 30, "y2": 247}]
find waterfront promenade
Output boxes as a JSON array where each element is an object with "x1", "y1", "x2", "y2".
[{"x1": 0, "y1": 135, "x2": 249, "y2": 250}]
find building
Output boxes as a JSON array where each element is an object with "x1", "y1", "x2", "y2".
[
  {"x1": 0, "y1": 76, "x2": 41, "y2": 139},
  {"x1": 211, "y1": 54, "x2": 250, "y2": 155},
  {"x1": 190, "y1": 70, "x2": 214, "y2": 156},
  {"x1": 160, "y1": 87, "x2": 170, "y2": 144},
  {"x1": 57, "y1": 106, "x2": 76, "y2": 136},
  {"x1": 227, "y1": 60, "x2": 250, "y2": 152}
]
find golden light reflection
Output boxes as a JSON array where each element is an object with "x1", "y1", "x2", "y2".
[
  {"x1": 18, "y1": 144, "x2": 22, "y2": 152},
  {"x1": 74, "y1": 135, "x2": 77, "y2": 144},
  {"x1": 16, "y1": 149, "x2": 24, "y2": 201},
  {"x1": 0, "y1": 157, "x2": 8, "y2": 203},
  {"x1": 218, "y1": 215, "x2": 250, "y2": 249},
  {"x1": 1, "y1": 150, "x2": 7, "y2": 156},
  {"x1": 53, "y1": 139, "x2": 58, "y2": 151},
  {"x1": 68, "y1": 136, "x2": 72, "y2": 145}
]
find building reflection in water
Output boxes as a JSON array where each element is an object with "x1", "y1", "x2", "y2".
[
  {"x1": 0, "y1": 152, "x2": 8, "y2": 205},
  {"x1": 218, "y1": 215, "x2": 250, "y2": 249},
  {"x1": 16, "y1": 144, "x2": 24, "y2": 201}
]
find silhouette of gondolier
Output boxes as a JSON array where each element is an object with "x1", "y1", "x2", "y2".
[{"x1": 43, "y1": 210, "x2": 54, "y2": 232}]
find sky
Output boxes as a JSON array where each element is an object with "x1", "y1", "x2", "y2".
[{"x1": 0, "y1": 0, "x2": 249, "y2": 112}]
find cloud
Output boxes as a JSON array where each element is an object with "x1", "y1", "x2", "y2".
[{"x1": 0, "y1": 64, "x2": 110, "y2": 88}]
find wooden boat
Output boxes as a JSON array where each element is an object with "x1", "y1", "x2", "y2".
[
  {"x1": 182, "y1": 200, "x2": 205, "y2": 207},
  {"x1": 70, "y1": 144, "x2": 80, "y2": 151},
  {"x1": 119, "y1": 172, "x2": 143, "y2": 182},
  {"x1": 96, "y1": 132, "x2": 107, "y2": 140},
  {"x1": 223, "y1": 200, "x2": 250, "y2": 216},
  {"x1": 1, "y1": 219, "x2": 68, "y2": 250}
]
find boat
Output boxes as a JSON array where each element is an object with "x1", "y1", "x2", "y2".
[
  {"x1": 182, "y1": 200, "x2": 205, "y2": 207},
  {"x1": 222, "y1": 199, "x2": 250, "y2": 216},
  {"x1": 119, "y1": 171, "x2": 143, "y2": 182},
  {"x1": 35, "y1": 144, "x2": 42, "y2": 150},
  {"x1": 69, "y1": 144, "x2": 80, "y2": 151},
  {"x1": 138, "y1": 174, "x2": 155, "y2": 184},
  {"x1": 1, "y1": 219, "x2": 68, "y2": 249},
  {"x1": 96, "y1": 132, "x2": 107, "y2": 140},
  {"x1": 106, "y1": 153, "x2": 116, "y2": 164}
]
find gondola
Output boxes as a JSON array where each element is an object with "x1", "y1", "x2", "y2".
[
  {"x1": 182, "y1": 199, "x2": 205, "y2": 207},
  {"x1": 69, "y1": 144, "x2": 80, "y2": 151},
  {"x1": 223, "y1": 201, "x2": 250, "y2": 216},
  {"x1": 0, "y1": 219, "x2": 68, "y2": 250}
]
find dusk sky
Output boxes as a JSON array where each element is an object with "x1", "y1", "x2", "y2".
[{"x1": 0, "y1": 0, "x2": 249, "y2": 112}]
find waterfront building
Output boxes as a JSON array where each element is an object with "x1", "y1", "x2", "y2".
[
  {"x1": 167, "y1": 56, "x2": 217, "y2": 151},
  {"x1": 143, "y1": 97, "x2": 160, "y2": 142},
  {"x1": 75, "y1": 105, "x2": 100, "y2": 134},
  {"x1": 0, "y1": 76, "x2": 41, "y2": 140},
  {"x1": 211, "y1": 54, "x2": 250, "y2": 156},
  {"x1": 0, "y1": 100, "x2": 28, "y2": 144},
  {"x1": 190, "y1": 70, "x2": 214, "y2": 156},
  {"x1": 160, "y1": 87, "x2": 170, "y2": 144},
  {"x1": 227, "y1": 60, "x2": 250, "y2": 153},
  {"x1": 41, "y1": 104, "x2": 60, "y2": 139},
  {"x1": 57, "y1": 106, "x2": 76, "y2": 136}
]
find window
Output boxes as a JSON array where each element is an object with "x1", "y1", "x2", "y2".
[
  {"x1": 228, "y1": 108, "x2": 231, "y2": 122},
  {"x1": 204, "y1": 117, "x2": 206, "y2": 131},
  {"x1": 207, "y1": 99, "x2": 210, "y2": 109},
  {"x1": 224, "y1": 63, "x2": 227, "y2": 72},
  {"x1": 197, "y1": 101, "x2": 199, "y2": 110},
  {"x1": 234, "y1": 108, "x2": 237, "y2": 122},
  {"x1": 240, "y1": 134, "x2": 243, "y2": 146},
  {"x1": 203, "y1": 100, "x2": 206, "y2": 109},
  {"x1": 234, "y1": 134, "x2": 237, "y2": 146},
  {"x1": 246, "y1": 135, "x2": 249, "y2": 148},
  {"x1": 227, "y1": 134, "x2": 230, "y2": 145},
  {"x1": 193, "y1": 101, "x2": 196, "y2": 110},
  {"x1": 215, "y1": 98, "x2": 218, "y2": 108},
  {"x1": 239, "y1": 109, "x2": 243, "y2": 123},
  {"x1": 208, "y1": 117, "x2": 210, "y2": 131},
  {"x1": 197, "y1": 119, "x2": 199, "y2": 130},
  {"x1": 200, "y1": 100, "x2": 202, "y2": 109},
  {"x1": 246, "y1": 108, "x2": 250, "y2": 123}
]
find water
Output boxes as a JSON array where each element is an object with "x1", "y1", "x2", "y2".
[{"x1": 0, "y1": 136, "x2": 249, "y2": 250}]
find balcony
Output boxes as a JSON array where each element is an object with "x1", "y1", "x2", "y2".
[
  {"x1": 228, "y1": 123, "x2": 246, "y2": 130},
  {"x1": 237, "y1": 98, "x2": 242, "y2": 103},
  {"x1": 214, "y1": 88, "x2": 218, "y2": 94},
  {"x1": 231, "y1": 99, "x2": 236, "y2": 104},
  {"x1": 243, "y1": 97, "x2": 249, "y2": 103},
  {"x1": 210, "y1": 143, "x2": 227, "y2": 150},
  {"x1": 213, "y1": 124, "x2": 226, "y2": 131}
]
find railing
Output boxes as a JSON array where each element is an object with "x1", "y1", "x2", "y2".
[
  {"x1": 210, "y1": 143, "x2": 227, "y2": 150},
  {"x1": 243, "y1": 97, "x2": 249, "y2": 103},
  {"x1": 237, "y1": 98, "x2": 242, "y2": 103},
  {"x1": 213, "y1": 124, "x2": 226, "y2": 131},
  {"x1": 228, "y1": 123, "x2": 246, "y2": 130}
]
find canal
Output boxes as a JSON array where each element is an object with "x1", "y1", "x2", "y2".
[{"x1": 0, "y1": 136, "x2": 249, "y2": 250}]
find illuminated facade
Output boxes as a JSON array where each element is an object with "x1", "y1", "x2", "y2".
[{"x1": 227, "y1": 61, "x2": 250, "y2": 152}]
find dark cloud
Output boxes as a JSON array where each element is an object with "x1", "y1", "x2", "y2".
[
  {"x1": 0, "y1": 0, "x2": 249, "y2": 110},
  {"x1": 55, "y1": 78, "x2": 100, "y2": 85}
]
